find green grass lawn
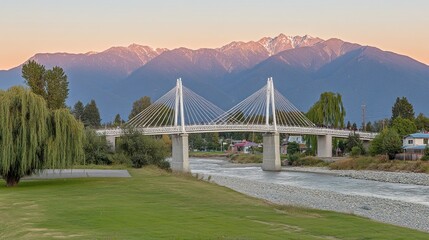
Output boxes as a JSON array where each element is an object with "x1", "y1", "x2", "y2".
[{"x1": 1, "y1": 167, "x2": 428, "y2": 239}]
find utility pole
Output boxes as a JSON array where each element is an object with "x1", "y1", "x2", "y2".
[{"x1": 361, "y1": 103, "x2": 366, "y2": 131}]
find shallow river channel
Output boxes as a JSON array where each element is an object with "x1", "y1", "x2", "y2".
[{"x1": 189, "y1": 158, "x2": 429, "y2": 206}]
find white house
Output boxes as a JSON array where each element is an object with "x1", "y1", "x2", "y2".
[{"x1": 402, "y1": 133, "x2": 429, "y2": 157}]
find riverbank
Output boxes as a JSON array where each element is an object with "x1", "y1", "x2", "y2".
[
  {"x1": 285, "y1": 166, "x2": 429, "y2": 186},
  {"x1": 200, "y1": 174, "x2": 429, "y2": 233}
]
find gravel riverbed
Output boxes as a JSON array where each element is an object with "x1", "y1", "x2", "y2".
[
  {"x1": 285, "y1": 167, "x2": 429, "y2": 186},
  {"x1": 198, "y1": 173, "x2": 429, "y2": 233}
]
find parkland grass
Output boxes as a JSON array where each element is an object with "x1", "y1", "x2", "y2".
[{"x1": 1, "y1": 167, "x2": 428, "y2": 239}]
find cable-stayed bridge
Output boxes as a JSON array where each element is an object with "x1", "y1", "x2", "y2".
[{"x1": 97, "y1": 78, "x2": 377, "y2": 172}]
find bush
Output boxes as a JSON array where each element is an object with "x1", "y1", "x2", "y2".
[
  {"x1": 117, "y1": 130, "x2": 170, "y2": 170},
  {"x1": 291, "y1": 156, "x2": 326, "y2": 166},
  {"x1": 350, "y1": 146, "x2": 362, "y2": 157},
  {"x1": 83, "y1": 129, "x2": 112, "y2": 165},
  {"x1": 287, "y1": 153, "x2": 301, "y2": 165}
]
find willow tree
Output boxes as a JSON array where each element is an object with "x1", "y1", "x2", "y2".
[
  {"x1": 0, "y1": 87, "x2": 84, "y2": 187},
  {"x1": 305, "y1": 92, "x2": 346, "y2": 152}
]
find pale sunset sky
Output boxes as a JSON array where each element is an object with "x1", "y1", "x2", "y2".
[{"x1": 1, "y1": 0, "x2": 428, "y2": 70}]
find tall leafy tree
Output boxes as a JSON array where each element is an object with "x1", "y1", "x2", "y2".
[
  {"x1": 45, "y1": 66, "x2": 69, "y2": 109},
  {"x1": 369, "y1": 128, "x2": 402, "y2": 159},
  {"x1": 129, "y1": 96, "x2": 151, "y2": 120},
  {"x1": 83, "y1": 100, "x2": 101, "y2": 128},
  {"x1": 22, "y1": 60, "x2": 69, "y2": 110},
  {"x1": 391, "y1": 96, "x2": 415, "y2": 121},
  {"x1": 391, "y1": 117, "x2": 417, "y2": 138},
  {"x1": 72, "y1": 101, "x2": 85, "y2": 121},
  {"x1": 0, "y1": 87, "x2": 84, "y2": 187},
  {"x1": 382, "y1": 128, "x2": 402, "y2": 159},
  {"x1": 306, "y1": 92, "x2": 346, "y2": 128},
  {"x1": 306, "y1": 92, "x2": 346, "y2": 152}
]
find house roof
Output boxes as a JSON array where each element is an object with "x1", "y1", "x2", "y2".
[
  {"x1": 234, "y1": 141, "x2": 258, "y2": 147},
  {"x1": 405, "y1": 133, "x2": 429, "y2": 139}
]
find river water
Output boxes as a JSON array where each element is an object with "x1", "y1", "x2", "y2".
[{"x1": 189, "y1": 158, "x2": 429, "y2": 206}]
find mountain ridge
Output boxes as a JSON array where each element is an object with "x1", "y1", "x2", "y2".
[{"x1": 1, "y1": 34, "x2": 428, "y2": 124}]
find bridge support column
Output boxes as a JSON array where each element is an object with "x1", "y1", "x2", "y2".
[
  {"x1": 317, "y1": 135, "x2": 332, "y2": 158},
  {"x1": 106, "y1": 135, "x2": 117, "y2": 151},
  {"x1": 171, "y1": 134, "x2": 189, "y2": 172},
  {"x1": 262, "y1": 132, "x2": 281, "y2": 171}
]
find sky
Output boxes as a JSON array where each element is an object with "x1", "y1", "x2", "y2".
[{"x1": 1, "y1": 0, "x2": 428, "y2": 70}]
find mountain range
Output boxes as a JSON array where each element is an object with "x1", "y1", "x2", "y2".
[{"x1": 1, "y1": 34, "x2": 429, "y2": 124}]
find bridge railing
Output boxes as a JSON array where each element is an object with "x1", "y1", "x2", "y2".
[{"x1": 95, "y1": 124, "x2": 377, "y2": 140}]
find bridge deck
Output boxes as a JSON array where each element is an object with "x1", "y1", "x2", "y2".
[{"x1": 96, "y1": 125, "x2": 377, "y2": 140}]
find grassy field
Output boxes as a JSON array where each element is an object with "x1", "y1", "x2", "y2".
[{"x1": 1, "y1": 167, "x2": 428, "y2": 239}]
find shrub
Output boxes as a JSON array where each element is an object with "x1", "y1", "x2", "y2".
[
  {"x1": 287, "y1": 153, "x2": 301, "y2": 165},
  {"x1": 292, "y1": 156, "x2": 326, "y2": 166},
  {"x1": 83, "y1": 129, "x2": 112, "y2": 165},
  {"x1": 109, "y1": 152, "x2": 132, "y2": 166},
  {"x1": 117, "y1": 130, "x2": 170, "y2": 170},
  {"x1": 350, "y1": 146, "x2": 362, "y2": 157}
]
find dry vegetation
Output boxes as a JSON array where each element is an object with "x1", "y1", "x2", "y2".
[{"x1": 330, "y1": 156, "x2": 429, "y2": 173}]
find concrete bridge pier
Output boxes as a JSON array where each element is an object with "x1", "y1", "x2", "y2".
[
  {"x1": 317, "y1": 134, "x2": 332, "y2": 158},
  {"x1": 106, "y1": 135, "x2": 117, "y2": 151},
  {"x1": 171, "y1": 133, "x2": 190, "y2": 172},
  {"x1": 262, "y1": 132, "x2": 281, "y2": 171}
]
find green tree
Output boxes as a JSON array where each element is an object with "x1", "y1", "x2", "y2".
[
  {"x1": 415, "y1": 113, "x2": 429, "y2": 131},
  {"x1": 369, "y1": 128, "x2": 402, "y2": 159},
  {"x1": 365, "y1": 121, "x2": 373, "y2": 132},
  {"x1": 83, "y1": 100, "x2": 101, "y2": 128},
  {"x1": 391, "y1": 117, "x2": 417, "y2": 138},
  {"x1": 189, "y1": 134, "x2": 205, "y2": 151},
  {"x1": 72, "y1": 101, "x2": 85, "y2": 121},
  {"x1": 117, "y1": 130, "x2": 170, "y2": 169},
  {"x1": 391, "y1": 96, "x2": 415, "y2": 121},
  {"x1": 0, "y1": 87, "x2": 84, "y2": 187},
  {"x1": 306, "y1": 92, "x2": 346, "y2": 128},
  {"x1": 129, "y1": 96, "x2": 151, "y2": 120},
  {"x1": 306, "y1": 92, "x2": 346, "y2": 152},
  {"x1": 345, "y1": 133, "x2": 365, "y2": 155},
  {"x1": 369, "y1": 129, "x2": 386, "y2": 156},
  {"x1": 113, "y1": 114, "x2": 123, "y2": 127},
  {"x1": 45, "y1": 66, "x2": 69, "y2": 109},
  {"x1": 83, "y1": 129, "x2": 112, "y2": 165},
  {"x1": 206, "y1": 132, "x2": 220, "y2": 150},
  {"x1": 287, "y1": 142, "x2": 300, "y2": 155},
  {"x1": 21, "y1": 60, "x2": 46, "y2": 97},
  {"x1": 22, "y1": 60, "x2": 69, "y2": 110},
  {"x1": 382, "y1": 128, "x2": 402, "y2": 160}
]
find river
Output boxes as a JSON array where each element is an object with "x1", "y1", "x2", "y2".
[{"x1": 189, "y1": 158, "x2": 429, "y2": 206}]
